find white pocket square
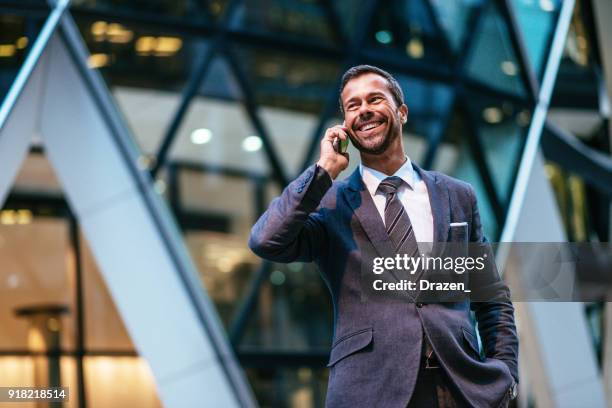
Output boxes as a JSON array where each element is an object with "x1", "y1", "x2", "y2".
[{"x1": 449, "y1": 222, "x2": 468, "y2": 227}]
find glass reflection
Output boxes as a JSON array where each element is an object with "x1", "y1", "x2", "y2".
[
  {"x1": 430, "y1": 0, "x2": 484, "y2": 51},
  {"x1": 465, "y1": 1, "x2": 526, "y2": 97},
  {"x1": 512, "y1": 0, "x2": 561, "y2": 78},
  {"x1": 433, "y1": 108, "x2": 499, "y2": 239}
]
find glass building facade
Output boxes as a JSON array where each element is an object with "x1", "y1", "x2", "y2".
[{"x1": 0, "y1": 0, "x2": 610, "y2": 407}]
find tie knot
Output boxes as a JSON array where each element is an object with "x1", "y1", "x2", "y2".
[{"x1": 377, "y1": 176, "x2": 404, "y2": 196}]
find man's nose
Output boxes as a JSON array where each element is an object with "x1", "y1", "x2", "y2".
[{"x1": 358, "y1": 105, "x2": 373, "y2": 119}]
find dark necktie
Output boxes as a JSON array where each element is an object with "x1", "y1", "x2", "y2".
[
  {"x1": 377, "y1": 176, "x2": 419, "y2": 257},
  {"x1": 378, "y1": 176, "x2": 436, "y2": 362}
]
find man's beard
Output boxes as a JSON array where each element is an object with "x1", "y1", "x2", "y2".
[{"x1": 348, "y1": 121, "x2": 399, "y2": 155}]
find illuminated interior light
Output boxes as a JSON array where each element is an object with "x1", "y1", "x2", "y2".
[
  {"x1": 539, "y1": 0, "x2": 555, "y2": 12},
  {"x1": 217, "y1": 257, "x2": 233, "y2": 273},
  {"x1": 375, "y1": 30, "x2": 393, "y2": 45},
  {"x1": 0, "y1": 210, "x2": 16, "y2": 225},
  {"x1": 91, "y1": 21, "x2": 108, "y2": 36},
  {"x1": 406, "y1": 38, "x2": 424, "y2": 59},
  {"x1": 135, "y1": 36, "x2": 156, "y2": 54},
  {"x1": 482, "y1": 107, "x2": 503, "y2": 124},
  {"x1": 16, "y1": 209, "x2": 32, "y2": 225},
  {"x1": 154, "y1": 37, "x2": 182, "y2": 56},
  {"x1": 0, "y1": 44, "x2": 16, "y2": 58},
  {"x1": 501, "y1": 60, "x2": 518, "y2": 76},
  {"x1": 242, "y1": 135, "x2": 262, "y2": 152},
  {"x1": 87, "y1": 53, "x2": 110, "y2": 69},
  {"x1": 270, "y1": 270, "x2": 286, "y2": 285},
  {"x1": 190, "y1": 128, "x2": 213, "y2": 145},
  {"x1": 106, "y1": 23, "x2": 133, "y2": 44},
  {"x1": 15, "y1": 36, "x2": 28, "y2": 49},
  {"x1": 47, "y1": 318, "x2": 60, "y2": 332}
]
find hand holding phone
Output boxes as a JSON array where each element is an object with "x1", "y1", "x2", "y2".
[{"x1": 317, "y1": 122, "x2": 350, "y2": 180}]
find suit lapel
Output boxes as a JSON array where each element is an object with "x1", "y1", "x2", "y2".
[
  {"x1": 343, "y1": 167, "x2": 396, "y2": 260},
  {"x1": 342, "y1": 164, "x2": 452, "y2": 295}
]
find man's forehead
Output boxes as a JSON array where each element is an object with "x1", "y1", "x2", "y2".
[{"x1": 341, "y1": 73, "x2": 392, "y2": 99}]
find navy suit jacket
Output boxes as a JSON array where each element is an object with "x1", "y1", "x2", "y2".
[{"x1": 249, "y1": 163, "x2": 519, "y2": 407}]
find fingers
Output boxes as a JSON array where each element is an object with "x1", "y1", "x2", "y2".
[{"x1": 324, "y1": 125, "x2": 349, "y2": 142}]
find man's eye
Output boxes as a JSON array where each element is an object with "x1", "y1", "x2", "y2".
[{"x1": 371, "y1": 96, "x2": 383, "y2": 102}]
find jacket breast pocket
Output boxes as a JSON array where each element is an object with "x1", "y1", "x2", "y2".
[
  {"x1": 327, "y1": 328, "x2": 373, "y2": 367},
  {"x1": 449, "y1": 222, "x2": 468, "y2": 243}
]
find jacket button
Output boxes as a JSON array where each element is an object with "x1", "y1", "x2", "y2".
[{"x1": 416, "y1": 302, "x2": 423, "y2": 308}]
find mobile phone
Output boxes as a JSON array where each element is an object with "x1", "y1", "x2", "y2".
[
  {"x1": 333, "y1": 137, "x2": 349, "y2": 154},
  {"x1": 333, "y1": 122, "x2": 349, "y2": 153}
]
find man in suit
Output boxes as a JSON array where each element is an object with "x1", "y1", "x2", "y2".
[{"x1": 249, "y1": 65, "x2": 518, "y2": 407}]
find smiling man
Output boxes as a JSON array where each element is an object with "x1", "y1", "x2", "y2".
[{"x1": 249, "y1": 65, "x2": 519, "y2": 407}]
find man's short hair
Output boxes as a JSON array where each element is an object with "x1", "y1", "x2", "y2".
[{"x1": 338, "y1": 65, "x2": 405, "y2": 114}]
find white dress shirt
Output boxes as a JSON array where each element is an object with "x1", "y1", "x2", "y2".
[{"x1": 360, "y1": 156, "x2": 434, "y2": 244}]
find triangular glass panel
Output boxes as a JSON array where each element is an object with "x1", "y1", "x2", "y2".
[
  {"x1": 429, "y1": 0, "x2": 484, "y2": 52},
  {"x1": 75, "y1": 16, "x2": 211, "y2": 156},
  {"x1": 240, "y1": 262, "x2": 333, "y2": 350},
  {"x1": 465, "y1": 1, "x2": 527, "y2": 98},
  {"x1": 229, "y1": 45, "x2": 343, "y2": 176},
  {"x1": 392, "y1": 72, "x2": 454, "y2": 145},
  {"x1": 170, "y1": 93, "x2": 271, "y2": 174},
  {"x1": 199, "y1": 55, "x2": 244, "y2": 101},
  {"x1": 433, "y1": 108, "x2": 499, "y2": 239},
  {"x1": 464, "y1": 89, "x2": 530, "y2": 206},
  {"x1": 364, "y1": 0, "x2": 451, "y2": 64},
  {"x1": 512, "y1": 0, "x2": 562, "y2": 79}
]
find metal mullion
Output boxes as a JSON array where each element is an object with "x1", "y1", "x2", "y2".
[
  {"x1": 423, "y1": 0, "x2": 455, "y2": 62},
  {"x1": 463, "y1": 76, "x2": 532, "y2": 108},
  {"x1": 458, "y1": 95, "x2": 505, "y2": 228},
  {"x1": 151, "y1": 45, "x2": 217, "y2": 177},
  {"x1": 151, "y1": 0, "x2": 243, "y2": 177},
  {"x1": 222, "y1": 48, "x2": 289, "y2": 187},
  {"x1": 68, "y1": 215, "x2": 87, "y2": 408},
  {"x1": 298, "y1": 0, "x2": 381, "y2": 173},
  {"x1": 228, "y1": 260, "x2": 273, "y2": 346},
  {"x1": 497, "y1": 0, "x2": 540, "y2": 103},
  {"x1": 360, "y1": 47, "x2": 453, "y2": 82},
  {"x1": 421, "y1": 2, "x2": 485, "y2": 172}
]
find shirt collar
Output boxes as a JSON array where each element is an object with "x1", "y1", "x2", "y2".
[{"x1": 359, "y1": 156, "x2": 416, "y2": 196}]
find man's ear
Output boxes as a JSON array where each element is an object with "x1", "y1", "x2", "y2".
[{"x1": 399, "y1": 104, "x2": 408, "y2": 124}]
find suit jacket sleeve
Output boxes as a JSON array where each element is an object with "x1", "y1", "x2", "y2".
[
  {"x1": 468, "y1": 185, "x2": 519, "y2": 383},
  {"x1": 248, "y1": 164, "x2": 332, "y2": 263}
]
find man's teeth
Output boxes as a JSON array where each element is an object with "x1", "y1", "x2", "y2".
[{"x1": 360, "y1": 122, "x2": 382, "y2": 131}]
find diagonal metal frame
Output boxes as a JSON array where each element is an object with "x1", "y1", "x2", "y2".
[
  {"x1": 422, "y1": 0, "x2": 455, "y2": 62},
  {"x1": 298, "y1": 0, "x2": 381, "y2": 173},
  {"x1": 497, "y1": 0, "x2": 540, "y2": 103}
]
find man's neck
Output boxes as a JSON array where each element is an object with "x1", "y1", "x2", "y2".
[{"x1": 360, "y1": 141, "x2": 407, "y2": 176}]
